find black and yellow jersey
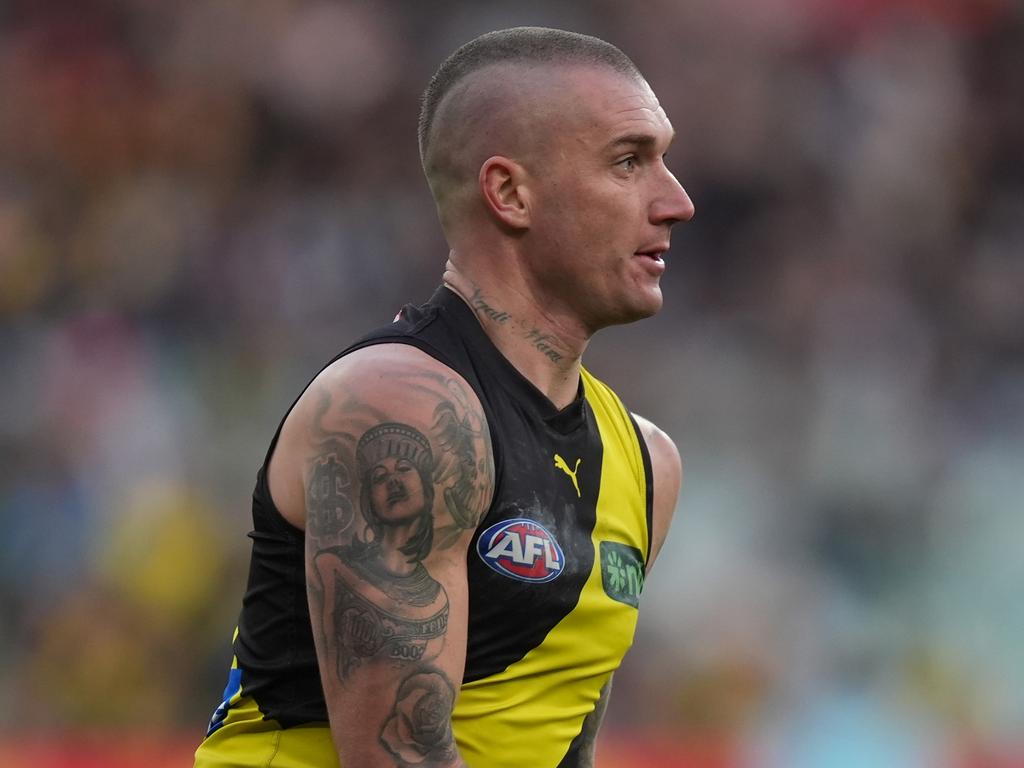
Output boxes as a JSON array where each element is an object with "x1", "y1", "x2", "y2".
[{"x1": 195, "y1": 286, "x2": 654, "y2": 768}]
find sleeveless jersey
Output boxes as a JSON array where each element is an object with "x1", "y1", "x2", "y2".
[{"x1": 195, "y1": 286, "x2": 654, "y2": 768}]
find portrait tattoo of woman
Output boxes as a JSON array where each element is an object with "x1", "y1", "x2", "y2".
[{"x1": 313, "y1": 423, "x2": 450, "y2": 680}]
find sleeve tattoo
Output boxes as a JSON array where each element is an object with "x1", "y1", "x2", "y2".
[{"x1": 304, "y1": 374, "x2": 490, "y2": 764}]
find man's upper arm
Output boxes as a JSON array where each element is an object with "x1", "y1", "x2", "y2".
[
  {"x1": 289, "y1": 343, "x2": 492, "y2": 766},
  {"x1": 633, "y1": 414, "x2": 681, "y2": 572}
]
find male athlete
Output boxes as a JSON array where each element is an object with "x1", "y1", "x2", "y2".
[{"x1": 195, "y1": 26, "x2": 694, "y2": 768}]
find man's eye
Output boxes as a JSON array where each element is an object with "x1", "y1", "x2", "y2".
[{"x1": 616, "y1": 156, "x2": 637, "y2": 172}]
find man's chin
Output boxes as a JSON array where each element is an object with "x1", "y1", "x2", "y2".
[
  {"x1": 599, "y1": 291, "x2": 663, "y2": 329},
  {"x1": 629, "y1": 285, "x2": 664, "y2": 319}
]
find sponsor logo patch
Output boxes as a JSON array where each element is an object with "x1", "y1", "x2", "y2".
[
  {"x1": 477, "y1": 518, "x2": 565, "y2": 583},
  {"x1": 600, "y1": 541, "x2": 645, "y2": 607}
]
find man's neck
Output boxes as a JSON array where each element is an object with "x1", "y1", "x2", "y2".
[{"x1": 442, "y1": 262, "x2": 589, "y2": 411}]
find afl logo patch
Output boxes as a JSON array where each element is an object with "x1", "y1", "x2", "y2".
[{"x1": 477, "y1": 518, "x2": 565, "y2": 583}]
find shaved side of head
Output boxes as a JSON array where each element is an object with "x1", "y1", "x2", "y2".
[{"x1": 419, "y1": 27, "x2": 643, "y2": 234}]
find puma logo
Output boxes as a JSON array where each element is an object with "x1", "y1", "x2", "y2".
[{"x1": 553, "y1": 454, "x2": 582, "y2": 498}]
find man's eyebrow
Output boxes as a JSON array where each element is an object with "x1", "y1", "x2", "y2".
[{"x1": 607, "y1": 132, "x2": 675, "y2": 151}]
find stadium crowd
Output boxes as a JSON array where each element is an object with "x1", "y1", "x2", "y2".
[{"x1": 1, "y1": 0, "x2": 1022, "y2": 765}]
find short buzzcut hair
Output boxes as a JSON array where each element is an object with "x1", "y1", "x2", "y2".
[{"x1": 417, "y1": 27, "x2": 642, "y2": 169}]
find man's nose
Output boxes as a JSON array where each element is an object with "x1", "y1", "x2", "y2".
[{"x1": 652, "y1": 170, "x2": 695, "y2": 226}]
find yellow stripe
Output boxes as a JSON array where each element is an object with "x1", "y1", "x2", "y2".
[
  {"x1": 578, "y1": 368, "x2": 649, "y2": 562},
  {"x1": 452, "y1": 368, "x2": 649, "y2": 766}
]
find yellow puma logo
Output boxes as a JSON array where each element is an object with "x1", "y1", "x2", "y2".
[{"x1": 553, "y1": 454, "x2": 582, "y2": 498}]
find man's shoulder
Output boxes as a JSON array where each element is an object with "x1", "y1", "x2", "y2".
[
  {"x1": 326, "y1": 291, "x2": 475, "y2": 390},
  {"x1": 304, "y1": 342, "x2": 489, "y2": 459},
  {"x1": 318, "y1": 341, "x2": 458, "y2": 386},
  {"x1": 272, "y1": 338, "x2": 495, "y2": 533},
  {"x1": 630, "y1": 413, "x2": 677, "y2": 457}
]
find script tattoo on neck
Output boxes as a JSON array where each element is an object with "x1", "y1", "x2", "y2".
[
  {"x1": 525, "y1": 327, "x2": 565, "y2": 363},
  {"x1": 469, "y1": 287, "x2": 510, "y2": 324}
]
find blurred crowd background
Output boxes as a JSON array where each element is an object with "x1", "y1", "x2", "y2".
[{"x1": 1, "y1": 0, "x2": 1022, "y2": 765}]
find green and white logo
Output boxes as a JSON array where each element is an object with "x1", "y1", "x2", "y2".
[{"x1": 600, "y1": 541, "x2": 645, "y2": 608}]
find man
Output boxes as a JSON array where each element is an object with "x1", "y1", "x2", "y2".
[{"x1": 195, "y1": 26, "x2": 694, "y2": 768}]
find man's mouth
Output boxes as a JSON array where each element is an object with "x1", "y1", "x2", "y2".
[
  {"x1": 635, "y1": 243, "x2": 670, "y2": 264},
  {"x1": 635, "y1": 243, "x2": 670, "y2": 262}
]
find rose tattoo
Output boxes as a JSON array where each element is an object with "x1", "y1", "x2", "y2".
[{"x1": 380, "y1": 669, "x2": 458, "y2": 765}]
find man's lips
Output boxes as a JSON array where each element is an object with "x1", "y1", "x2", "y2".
[
  {"x1": 635, "y1": 243, "x2": 670, "y2": 262},
  {"x1": 634, "y1": 245, "x2": 668, "y2": 276}
]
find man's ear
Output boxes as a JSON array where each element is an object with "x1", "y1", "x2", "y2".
[{"x1": 479, "y1": 156, "x2": 531, "y2": 230}]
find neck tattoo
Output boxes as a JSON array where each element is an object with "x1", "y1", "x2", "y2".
[
  {"x1": 525, "y1": 328, "x2": 565, "y2": 363},
  {"x1": 470, "y1": 287, "x2": 510, "y2": 324}
]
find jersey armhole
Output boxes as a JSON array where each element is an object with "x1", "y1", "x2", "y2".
[{"x1": 626, "y1": 411, "x2": 655, "y2": 565}]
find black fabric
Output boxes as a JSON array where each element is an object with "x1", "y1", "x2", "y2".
[{"x1": 230, "y1": 286, "x2": 609, "y2": 725}]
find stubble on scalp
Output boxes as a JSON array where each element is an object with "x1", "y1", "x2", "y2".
[
  {"x1": 424, "y1": 62, "x2": 652, "y2": 239},
  {"x1": 421, "y1": 63, "x2": 555, "y2": 229},
  {"x1": 418, "y1": 27, "x2": 646, "y2": 237}
]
